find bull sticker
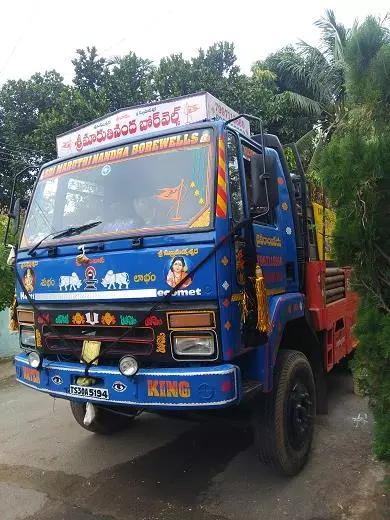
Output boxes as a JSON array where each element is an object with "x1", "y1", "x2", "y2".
[
  {"x1": 101, "y1": 270, "x2": 130, "y2": 290},
  {"x1": 59, "y1": 272, "x2": 82, "y2": 291},
  {"x1": 84, "y1": 266, "x2": 98, "y2": 290}
]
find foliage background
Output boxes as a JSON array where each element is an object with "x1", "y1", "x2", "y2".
[{"x1": 0, "y1": 11, "x2": 389, "y2": 458}]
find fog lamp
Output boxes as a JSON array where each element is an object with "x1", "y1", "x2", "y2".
[
  {"x1": 119, "y1": 356, "x2": 138, "y2": 376},
  {"x1": 28, "y1": 351, "x2": 41, "y2": 368}
]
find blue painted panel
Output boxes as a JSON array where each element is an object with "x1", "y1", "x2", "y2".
[
  {"x1": 245, "y1": 293, "x2": 304, "y2": 390},
  {"x1": 16, "y1": 242, "x2": 217, "y2": 304}
]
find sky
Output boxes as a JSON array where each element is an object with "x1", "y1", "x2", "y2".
[{"x1": 0, "y1": 0, "x2": 389, "y2": 86}]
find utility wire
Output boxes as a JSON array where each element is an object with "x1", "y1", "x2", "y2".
[
  {"x1": 0, "y1": 140, "x2": 48, "y2": 156},
  {"x1": 0, "y1": 1, "x2": 39, "y2": 79},
  {"x1": 0, "y1": 146, "x2": 52, "y2": 164}
]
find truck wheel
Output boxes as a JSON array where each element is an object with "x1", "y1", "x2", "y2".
[
  {"x1": 70, "y1": 401, "x2": 136, "y2": 434},
  {"x1": 253, "y1": 349, "x2": 316, "y2": 476}
]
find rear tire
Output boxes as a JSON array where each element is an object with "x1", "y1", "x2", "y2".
[
  {"x1": 70, "y1": 401, "x2": 136, "y2": 434},
  {"x1": 253, "y1": 349, "x2": 316, "y2": 476}
]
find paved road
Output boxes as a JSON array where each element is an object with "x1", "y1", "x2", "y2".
[{"x1": 0, "y1": 366, "x2": 387, "y2": 520}]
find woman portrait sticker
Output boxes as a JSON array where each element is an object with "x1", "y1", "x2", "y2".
[{"x1": 166, "y1": 256, "x2": 192, "y2": 288}]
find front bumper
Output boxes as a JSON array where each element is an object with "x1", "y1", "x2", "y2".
[{"x1": 15, "y1": 354, "x2": 241, "y2": 410}]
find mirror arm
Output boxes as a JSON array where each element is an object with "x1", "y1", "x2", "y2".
[{"x1": 3, "y1": 165, "x2": 35, "y2": 246}]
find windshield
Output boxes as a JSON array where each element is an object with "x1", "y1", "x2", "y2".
[{"x1": 21, "y1": 128, "x2": 214, "y2": 248}]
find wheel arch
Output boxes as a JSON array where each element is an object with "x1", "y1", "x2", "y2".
[{"x1": 278, "y1": 317, "x2": 327, "y2": 414}]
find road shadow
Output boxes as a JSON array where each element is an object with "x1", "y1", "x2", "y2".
[{"x1": 74, "y1": 418, "x2": 253, "y2": 519}]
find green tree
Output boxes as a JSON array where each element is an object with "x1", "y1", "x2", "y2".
[
  {"x1": 154, "y1": 54, "x2": 194, "y2": 99},
  {"x1": 29, "y1": 87, "x2": 110, "y2": 159},
  {"x1": 72, "y1": 46, "x2": 106, "y2": 92},
  {"x1": 320, "y1": 15, "x2": 390, "y2": 459},
  {"x1": 0, "y1": 71, "x2": 66, "y2": 208},
  {"x1": 263, "y1": 10, "x2": 350, "y2": 169},
  {"x1": 103, "y1": 52, "x2": 155, "y2": 111},
  {"x1": 0, "y1": 215, "x2": 15, "y2": 311}
]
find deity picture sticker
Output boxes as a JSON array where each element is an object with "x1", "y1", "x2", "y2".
[
  {"x1": 165, "y1": 256, "x2": 192, "y2": 288},
  {"x1": 22, "y1": 268, "x2": 35, "y2": 293}
]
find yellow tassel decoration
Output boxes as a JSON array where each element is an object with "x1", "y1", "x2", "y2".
[
  {"x1": 9, "y1": 293, "x2": 18, "y2": 332},
  {"x1": 254, "y1": 265, "x2": 271, "y2": 333}
]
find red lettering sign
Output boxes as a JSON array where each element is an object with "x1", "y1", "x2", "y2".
[
  {"x1": 22, "y1": 367, "x2": 40, "y2": 384},
  {"x1": 147, "y1": 379, "x2": 191, "y2": 398}
]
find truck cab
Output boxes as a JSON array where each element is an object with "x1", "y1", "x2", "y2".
[{"x1": 8, "y1": 92, "x2": 358, "y2": 475}]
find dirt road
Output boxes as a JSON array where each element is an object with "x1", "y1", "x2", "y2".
[{"x1": 0, "y1": 364, "x2": 388, "y2": 520}]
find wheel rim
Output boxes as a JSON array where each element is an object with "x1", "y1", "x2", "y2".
[{"x1": 287, "y1": 380, "x2": 313, "y2": 450}]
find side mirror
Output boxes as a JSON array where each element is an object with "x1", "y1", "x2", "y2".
[
  {"x1": 250, "y1": 153, "x2": 279, "y2": 212},
  {"x1": 291, "y1": 173, "x2": 302, "y2": 199},
  {"x1": 10, "y1": 198, "x2": 22, "y2": 235}
]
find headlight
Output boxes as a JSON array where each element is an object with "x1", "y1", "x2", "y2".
[
  {"x1": 20, "y1": 326, "x2": 36, "y2": 348},
  {"x1": 119, "y1": 356, "x2": 138, "y2": 376},
  {"x1": 28, "y1": 351, "x2": 41, "y2": 368},
  {"x1": 173, "y1": 333, "x2": 215, "y2": 357}
]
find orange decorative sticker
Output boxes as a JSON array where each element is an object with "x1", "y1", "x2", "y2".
[
  {"x1": 35, "y1": 330, "x2": 42, "y2": 349},
  {"x1": 101, "y1": 312, "x2": 116, "y2": 326},
  {"x1": 22, "y1": 366, "x2": 40, "y2": 384},
  {"x1": 72, "y1": 312, "x2": 85, "y2": 325},
  {"x1": 216, "y1": 135, "x2": 227, "y2": 218},
  {"x1": 147, "y1": 380, "x2": 191, "y2": 398},
  {"x1": 156, "y1": 332, "x2": 166, "y2": 353}
]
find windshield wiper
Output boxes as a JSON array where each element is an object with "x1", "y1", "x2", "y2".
[{"x1": 27, "y1": 221, "x2": 102, "y2": 256}]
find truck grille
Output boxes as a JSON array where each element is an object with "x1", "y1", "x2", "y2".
[{"x1": 42, "y1": 325, "x2": 154, "y2": 360}]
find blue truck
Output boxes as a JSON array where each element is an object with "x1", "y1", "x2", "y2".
[{"x1": 6, "y1": 92, "x2": 357, "y2": 475}]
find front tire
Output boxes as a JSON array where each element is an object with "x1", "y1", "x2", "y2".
[
  {"x1": 70, "y1": 401, "x2": 136, "y2": 434},
  {"x1": 253, "y1": 349, "x2": 316, "y2": 476}
]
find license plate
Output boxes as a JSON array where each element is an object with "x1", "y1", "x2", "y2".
[
  {"x1": 81, "y1": 340, "x2": 101, "y2": 365},
  {"x1": 69, "y1": 385, "x2": 109, "y2": 400}
]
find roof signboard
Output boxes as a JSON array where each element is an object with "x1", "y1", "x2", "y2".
[{"x1": 56, "y1": 92, "x2": 250, "y2": 158}]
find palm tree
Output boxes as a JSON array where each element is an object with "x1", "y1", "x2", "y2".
[{"x1": 263, "y1": 10, "x2": 350, "y2": 170}]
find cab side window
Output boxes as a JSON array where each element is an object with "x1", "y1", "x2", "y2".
[
  {"x1": 241, "y1": 141, "x2": 275, "y2": 226},
  {"x1": 227, "y1": 132, "x2": 244, "y2": 222}
]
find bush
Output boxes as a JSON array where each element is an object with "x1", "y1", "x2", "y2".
[
  {"x1": 350, "y1": 300, "x2": 390, "y2": 459},
  {"x1": 0, "y1": 216, "x2": 15, "y2": 312}
]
